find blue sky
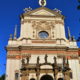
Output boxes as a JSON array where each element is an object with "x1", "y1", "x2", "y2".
[{"x1": 0, "y1": 0, "x2": 80, "y2": 76}]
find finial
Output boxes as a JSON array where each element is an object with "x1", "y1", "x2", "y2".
[
  {"x1": 68, "y1": 27, "x2": 71, "y2": 41},
  {"x1": 9, "y1": 34, "x2": 13, "y2": 40},
  {"x1": 39, "y1": 0, "x2": 47, "y2": 7},
  {"x1": 71, "y1": 36, "x2": 75, "y2": 41},
  {"x1": 24, "y1": 6, "x2": 32, "y2": 13},
  {"x1": 14, "y1": 25, "x2": 17, "y2": 40},
  {"x1": 53, "y1": 8, "x2": 62, "y2": 14}
]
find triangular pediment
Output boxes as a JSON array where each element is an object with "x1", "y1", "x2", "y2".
[
  {"x1": 30, "y1": 9, "x2": 55, "y2": 16},
  {"x1": 23, "y1": 7, "x2": 63, "y2": 17}
]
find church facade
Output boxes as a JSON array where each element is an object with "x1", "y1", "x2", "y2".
[{"x1": 6, "y1": 1, "x2": 80, "y2": 80}]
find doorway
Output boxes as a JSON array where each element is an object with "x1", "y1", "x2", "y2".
[
  {"x1": 40, "y1": 75, "x2": 53, "y2": 80},
  {"x1": 58, "y1": 78, "x2": 64, "y2": 80}
]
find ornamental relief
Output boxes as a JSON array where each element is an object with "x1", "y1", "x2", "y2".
[
  {"x1": 32, "y1": 20, "x2": 55, "y2": 30},
  {"x1": 21, "y1": 19, "x2": 64, "y2": 25}
]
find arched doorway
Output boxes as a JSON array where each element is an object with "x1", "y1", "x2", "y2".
[
  {"x1": 30, "y1": 78, "x2": 35, "y2": 80},
  {"x1": 58, "y1": 78, "x2": 63, "y2": 80},
  {"x1": 40, "y1": 75, "x2": 53, "y2": 80}
]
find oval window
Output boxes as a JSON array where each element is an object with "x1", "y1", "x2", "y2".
[{"x1": 38, "y1": 31, "x2": 49, "y2": 39}]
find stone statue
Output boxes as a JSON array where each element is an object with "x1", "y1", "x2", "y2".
[
  {"x1": 45, "y1": 54, "x2": 48, "y2": 63},
  {"x1": 63, "y1": 56, "x2": 66, "y2": 68},
  {"x1": 54, "y1": 56, "x2": 57, "y2": 64},
  {"x1": 26, "y1": 57, "x2": 29, "y2": 64},
  {"x1": 22, "y1": 59, "x2": 25, "y2": 65},
  {"x1": 37, "y1": 56, "x2": 40, "y2": 64}
]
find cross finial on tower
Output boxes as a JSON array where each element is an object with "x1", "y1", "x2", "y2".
[{"x1": 39, "y1": 0, "x2": 47, "y2": 7}]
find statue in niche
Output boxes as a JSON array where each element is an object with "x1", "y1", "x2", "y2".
[
  {"x1": 26, "y1": 57, "x2": 29, "y2": 64},
  {"x1": 22, "y1": 59, "x2": 25, "y2": 65},
  {"x1": 37, "y1": 56, "x2": 40, "y2": 64},
  {"x1": 45, "y1": 54, "x2": 48, "y2": 63},
  {"x1": 63, "y1": 56, "x2": 66, "y2": 66},
  {"x1": 54, "y1": 56, "x2": 57, "y2": 64}
]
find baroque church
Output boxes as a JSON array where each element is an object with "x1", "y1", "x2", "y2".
[{"x1": 6, "y1": 0, "x2": 80, "y2": 80}]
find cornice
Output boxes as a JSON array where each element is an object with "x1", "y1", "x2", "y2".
[
  {"x1": 21, "y1": 7, "x2": 64, "y2": 19},
  {"x1": 24, "y1": 7, "x2": 63, "y2": 16},
  {"x1": 23, "y1": 15, "x2": 63, "y2": 18},
  {"x1": 6, "y1": 46, "x2": 20, "y2": 51},
  {"x1": 21, "y1": 19, "x2": 64, "y2": 26},
  {"x1": 7, "y1": 55, "x2": 21, "y2": 59},
  {"x1": 6, "y1": 45, "x2": 78, "y2": 51}
]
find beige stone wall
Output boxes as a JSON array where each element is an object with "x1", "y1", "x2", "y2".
[
  {"x1": 69, "y1": 59, "x2": 80, "y2": 80},
  {"x1": 20, "y1": 22, "x2": 33, "y2": 38},
  {"x1": 20, "y1": 13, "x2": 65, "y2": 40},
  {"x1": 29, "y1": 54, "x2": 58, "y2": 64},
  {"x1": 6, "y1": 59, "x2": 21, "y2": 80}
]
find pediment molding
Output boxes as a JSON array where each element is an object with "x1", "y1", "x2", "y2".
[{"x1": 22, "y1": 7, "x2": 64, "y2": 18}]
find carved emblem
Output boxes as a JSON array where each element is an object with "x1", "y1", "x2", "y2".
[
  {"x1": 32, "y1": 21, "x2": 54, "y2": 30},
  {"x1": 39, "y1": 0, "x2": 47, "y2": 7}
]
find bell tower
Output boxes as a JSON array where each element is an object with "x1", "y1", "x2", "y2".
[{"x1": 6, "y1": 1, "x2": 80, "y2": 80}]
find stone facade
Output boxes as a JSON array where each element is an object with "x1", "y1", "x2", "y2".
[{"x1": 6, "y1": 7, "x2": 80, "y2": 80}]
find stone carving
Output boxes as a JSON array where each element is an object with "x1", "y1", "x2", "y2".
[
  {"x1": 32, "y1": 21, "x2": 54, "y2": 30},
  {"x1": 21, "y1": 56, "x2": 71, "y2": 80},
  {"x1": 22, "y1": 59, "x2": 25, "y2": 65},
  {"x1": 54, "y1": 56, "x2": 57, "y2": 64},
  {"x1": 45, "y1": 54, "x2": 48, "y2": 63},
  {"x1": 39, "y1": 0, "x2": 47, "y2": 7},
  {"x1": 53, "y1": 8, "x2": 62, "y2": 14},
  {"x1": 26, "y1": 57, "x2": 30, "y2": 64},
  {"x1": 39, "y1": 0, "x2": 46, "y2": 7},
  {"x1": 37, "y1": 56, "x2": 40, "y2": 64},
  {"x1": 63, "y1": 56, "x2": 66, "y2": 66},
  {"x1": 55, "y1": 20, "x2": 64, "y2": 25},
  {"x1": 24, "y1": 6, "x2": 32, "y2": 13}
]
